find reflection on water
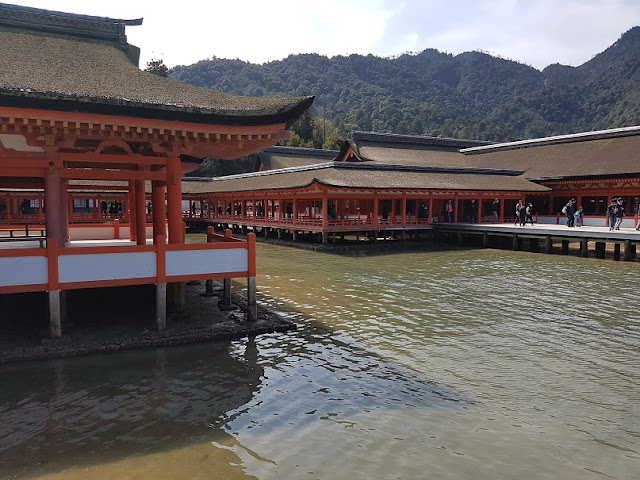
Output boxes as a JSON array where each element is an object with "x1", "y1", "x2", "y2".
[{"x1": 1, "y1": 242, "x2": 639, "y2": 479}]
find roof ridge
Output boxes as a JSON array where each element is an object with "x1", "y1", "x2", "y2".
[{"x1": 462, "y1": 125, "x2": 640, "y2": 154}]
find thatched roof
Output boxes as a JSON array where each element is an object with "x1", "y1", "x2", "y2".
[
  {"x1": 181, "y1": 162, "x2": 549, "y2": 195},
  {"x1": 463, "y1": 126, "x2": 640, "y2": 180},
  {"x1": 0, "y1": 4, "x2": 313, "y2": 127},
  {"x1": 259, "y1": 146, "x2": 338, "y2": 170}
]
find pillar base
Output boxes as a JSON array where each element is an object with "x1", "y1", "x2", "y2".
[
  {"x1": 156, "y1": 283, "x2": 167, "y2": 331},
  {"x1": 247, "y1": 276, "x2": 257, "y2": 322},
  {"x1": 48, "y1": 290, "x2": 62, "y2": 339}
]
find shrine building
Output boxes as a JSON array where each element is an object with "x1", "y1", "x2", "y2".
[
  {"x1": 0, "y1": 3, "x2": 313, "y2": 337},
  {"x1": 178, "y1": 127, "x2": 640, "y2": 242}
]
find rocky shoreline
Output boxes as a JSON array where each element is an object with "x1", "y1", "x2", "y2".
[{"x1": 0, "y1": 281, "x2": 296, "y2": 365}]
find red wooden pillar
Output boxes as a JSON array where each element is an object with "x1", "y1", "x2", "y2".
[
  {"x1": 428, "y1": 197, "x2": 433, "y2": 224},
  {"x1": 128, "y1": 180, "x2": 136, "y2": 242},
  {"x1": 292, "y1": 198, "x2": 298, "y2": 227},
  {"x1": 135, "y1": 179, "x2": 146, "y2": 245},
  {"x1": 44, "y1": 159, "x2": 64, "y2": 247},
  {"x1": 322, "y1": 192, "x2": 329, "y2": 229},
  {"x1": 401, "y1": 194, "x2": 407, "y2": 227},
  {"x1": 61, "y1": 180, "x2": 70, "y2": 245},
  {"x1": 373, "y1": 194, "x2": 379, "y2": 227},
  {"x1": 151, "y1": 180, "x2": 166, "y2": 244},
  {"x1": 453, "y1": 197, "x2": 459, "y2": 223},
  {"x1": 477, "y1": 198, "x2": 483, "y2": 223},
  {"x1": 166, "y1": 154, "x2": 183, "y2": 244},
  {"x1": 499, "y1": 198, "x2": 505, "y2": 223}
]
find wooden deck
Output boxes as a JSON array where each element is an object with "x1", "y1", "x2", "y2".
[{"x1": 432, "y1": 222, "x2": 640, "y2": 260}]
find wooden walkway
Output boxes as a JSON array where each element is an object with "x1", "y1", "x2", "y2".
[{"x1": 433, "y1": 222, "x2": 640, "y2": 260}]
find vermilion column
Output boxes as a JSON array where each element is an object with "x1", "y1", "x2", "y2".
[
  {"x1": 151, "y1": 180, "x2": 166, "y2": 243},
  {"x1": 135, "y1": 179, "x2": 146, "y2": 245},
  {"x1": 401, "y1": 195, "x2": 407, "y2": 227},
  {"x1": 477, "y1": 198, "x2": 483, "y2": 223},
  {"x1": 454, "y1": 197, "x2": 459, "y2": 223},
  {"x1": 44, "y1": 167, "x2": 63, "y2": 246},
  {"x1": 128, "y1": 180, "x2": 136, "y2": 242},
  {"x1": 60, "y1": 179, "x2": 70, "y2": 245},
  {"x1": 322, "y1": 193, "x2": 329, "y2": 228},
  {"x1": 166, "y1": 154, "x2": 183, "y2": 244},
  {"x1": 373, "y1": 195, "x2": 379, "y2": 227}
]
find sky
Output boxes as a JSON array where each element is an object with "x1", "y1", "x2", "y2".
[{"x1": 5, "y1": 0, "x2": 640, "y2": 70}]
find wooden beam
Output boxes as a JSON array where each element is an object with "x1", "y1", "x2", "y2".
[
  {"x1": 60, "y1": 169, "x2": 166, "y2": 181},
  {"x1": 59, "y1": 152, "x2": 168, "y2": 166}
]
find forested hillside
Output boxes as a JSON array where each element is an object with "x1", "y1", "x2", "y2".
[{"x1": 171, "y1": 26, "x2": 640, "y2": 143}]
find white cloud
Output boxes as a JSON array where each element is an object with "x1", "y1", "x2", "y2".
[{"x1": 4, "y1": 0, "x2": 640, "y2": 69}]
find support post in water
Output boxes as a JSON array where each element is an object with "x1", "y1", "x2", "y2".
[
  {"x1": 247, "y1": 233, "x2": 257, "y2": 322},
  {"x1": 156, "y1": 283, "x2": 166, "y2": 331},
  {"x1": 580, "y1": 239, "x2": 589, "y2": 257},
  {"x1": 48, "y1": 290, "x2": 62, "y2": 339}
]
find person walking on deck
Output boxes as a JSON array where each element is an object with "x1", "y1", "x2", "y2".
[
  {"x1": 614, "y1": 198, "x2": 625, "y2": 230},
  {"x1": 515, "y1": 200, "x2": 522, "y2": 225},
  {"x1": 445, "y1": 200, "x2": 454, "y2": 223},
  {"x1": 523, "y1": 203, "x2": 534, "y2": 226},
  {"x1": 574, "y1": 206, "x2": 583, "y2": 227},
  {"x1": 564, "y1": 198, "x2": 576, "y2": 227},
  {"x1": 491, "y1": 199, "x2": 499, "y2": 223},
  {"x1": 607, "y1": 199, "x2": 618, "y2": 231},
  {"x1": 636, "y1": 202, "x2": 640, "y2": 230}
]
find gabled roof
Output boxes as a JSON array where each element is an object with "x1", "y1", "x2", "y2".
[
  {"x1": 0, "y1": 4, "x2": 313, "y2": 127},
  {"x1": 258, "y1": 146, "x2": 339, "y2": 171},
  {"x1": 462, "y1": 126, "x2": 640, "y2": 180},
  {"x1": 181, "y1": 162, "x2": 549, "y2": 195},
  {"x1": 343, "y1": 131, "x2": 490, "y2": 167}
]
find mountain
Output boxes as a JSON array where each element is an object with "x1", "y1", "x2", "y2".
[{"x1": 171, "y1": 27, "x2": 640, "y2": 142}]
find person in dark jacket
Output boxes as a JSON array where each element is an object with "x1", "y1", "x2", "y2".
[
  {"x1": 607, "y1": 199, "x2": 618, "y2": 231},
  {"x1": 614, "y1": 197, "x2": 625, "y2": 230},
  {"x1": 565, "y1": 198, "x2": 576, "y2": 227}
]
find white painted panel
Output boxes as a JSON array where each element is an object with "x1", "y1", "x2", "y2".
[
  {"x1": 583, "y1": 218, "x2": 607, "y2": 227},
  {"x1": 58, "y1": 252, "x2": 156, "y2": 283},
  {"x1": 166, "y1": 248, "x2": 247, "y2": 277},
  {"x1": 535, "y1": 216, "x2": 559, "y2": 224},
  {"x1": 0, "y1": 256, "x2": 48, "y2": 287}
]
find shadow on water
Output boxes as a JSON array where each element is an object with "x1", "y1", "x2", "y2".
[
  {"x1": 0, "y1": 341, "x2": 262, "y2": 479},
  {"x1": 0, "y1": 298, "x2": 469, "y2": 479}
]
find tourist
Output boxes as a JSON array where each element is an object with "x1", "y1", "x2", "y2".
[
  {"x1": 491, "y1": 199, "x2": 499, "y2": 223},
  {"x1": 523, "y1": 203, "x2": 534, "y2": 226},
  {"x1": 515, "y1": 200, "x2": 522, "y2": 225},
  {"x1": 636, "y1": 202, "x2": 640, "y2": 230},
  {"x1": 445, "y1": 200, "x2": 453, "y2": 223},
  {"x1": 607, "y1": 199, "x2": 618, "y2": 231},
  {"x1": 146, "y1": 201, "x2": 152, "y2": 215},
  {"x1": 574, "y1": 206, "x2": 583, "y2": 226},
  {"x1": 615, "y1": 197, "x2": 625, "y2": 230},
  {"x1": 564, "y1": 198, "x2": 576, "y2": 226}
]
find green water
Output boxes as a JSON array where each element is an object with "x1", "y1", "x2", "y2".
[{"x1": 1, "y1": 241, "x2": 638, "y2": 479}]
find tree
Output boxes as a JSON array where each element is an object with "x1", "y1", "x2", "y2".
[{"x1": 145, "y1": 59, "x2": 170, "y2": 77}]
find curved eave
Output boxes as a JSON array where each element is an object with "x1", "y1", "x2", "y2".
[{"x1": 0, "y1": 90, "x2": 315, "y2": 128}]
